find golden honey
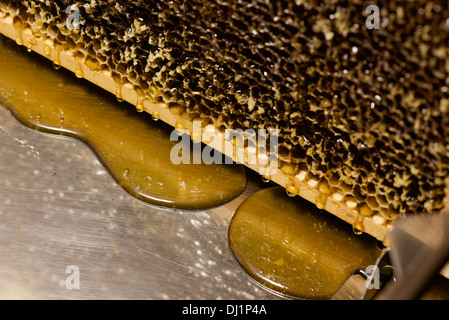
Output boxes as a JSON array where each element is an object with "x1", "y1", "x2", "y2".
[
  {"x1": 0, "y1": 35, "x2": 247, "y2": 210},
  {"x1": 229, "y1": 187, "x2": 379, "y2": 299}
]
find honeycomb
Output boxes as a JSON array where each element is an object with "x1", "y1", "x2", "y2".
[{"x1": 1, "y1": 0, "x2": 448, "y2": 226}]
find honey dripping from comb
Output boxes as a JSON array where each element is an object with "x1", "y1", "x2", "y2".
[
  {"x1": 228, "y1": 187, "x2": 379, "y2": 299},
  {"x1": 0, "y1": 35, "x2": 247, "y2": 210},
  {"x1": 2, "y1": 0, "x2": 446, "y2": 223}
]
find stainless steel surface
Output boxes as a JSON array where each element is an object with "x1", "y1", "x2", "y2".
[
  {"x1": 0, "y1": 105, "x2": 277, "y2": 299},
  {"x1": 331, "y1": 275, "x2": 369, "y2": 300}
]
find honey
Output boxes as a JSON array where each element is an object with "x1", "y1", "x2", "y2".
[
  {"x1": 228, "y1": 187, "x2": 379, "y2": 299},
  {"x1": 0, "y1": 35, "x2": 247, "y2": 210}
]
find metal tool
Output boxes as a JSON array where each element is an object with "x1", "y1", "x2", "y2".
[
  {"x1": 334, "y1": 211, "x2": 449, "y2": 300},
  {"x1": 375, "y1": 212, "x2": 449, "y2": 300}
]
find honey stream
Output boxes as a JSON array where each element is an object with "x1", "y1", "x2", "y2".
[
  {"x1": 0, "y1": 35, "x2": 247, "y2": 209},
  {"x1": 228, "y1": 186, "x2": 379, "y2": 299}
]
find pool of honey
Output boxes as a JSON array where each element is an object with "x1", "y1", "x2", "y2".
[
  {"x1": 229, "y1": 186, "x2": 379, "y2": 299},
  {"x1": 0, "y1": 34, "x2": 247, "y2": 210}
]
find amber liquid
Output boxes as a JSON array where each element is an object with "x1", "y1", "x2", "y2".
[
  {"x1": 0, "y1": 35, "x2": 247, "y2": 210},
  {"x1": 228, "y1": 186, "x2": 379, "y2": 299}
]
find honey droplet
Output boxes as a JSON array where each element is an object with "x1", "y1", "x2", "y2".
[
  {"x1": 152, "y1": 111, "x2": 159, "y2": 121},
  {"x1": 352, "y1": 225, "x2": 364, "y2": 235},
  {"x1": 285, "y1": 184, "x2": 298, "y2": 197},
  {"x1": 174, "y1": 120, "x2": 186, "y2": 135},
  {"x1": 286, "y1": 190, "x2": 296, "y2": 197},
  {"x1": 13, "y1": 17, "x2": 24, "y2": 46},
  {"x1": 53, "y1": 43, "x2": 62, "y2": 70},
  {"x1": 113, "y1": 75, "x2": 123, "y2": 102},
  {"x1": 75, "y1": 57, "x2": 84, "y2": 78},
  {"x1": 352, "y1": 215, "x2": 365, "y2": 235},
  {"x1": 15, "y1": 31, "x2": 23, "y2": 46},
  {"x1": 315, "y1": 193, "x2": 328, "y2": 210},
  {"x1": 75, "y1": 69, "x2": 83, "y2": 78},
  {"x1": 135, "y1": 89, "x2": 145, "y2": 112}
]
